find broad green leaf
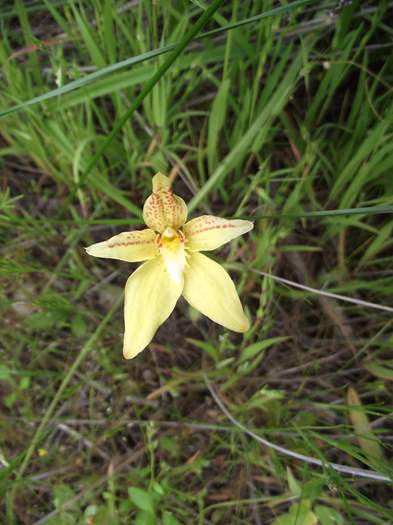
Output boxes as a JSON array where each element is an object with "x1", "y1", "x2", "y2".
[
  {"x1": 271, "y1": 501, "x2": 318, "y2": 525},
  {"x1": 128, "y1": 487, "x2": 155, "y2": 515},
  {"x1": 135, "y1": 510, "x2": 156, "y2": 525},
  {"x1": 315, "y1": 505, "x2": 345, "y2": 525}
]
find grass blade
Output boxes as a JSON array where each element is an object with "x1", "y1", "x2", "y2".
[
  {"x1": 244, "y1": 205, "x2": 393, "y2": 220},
  {"x1": 188, "y1": 48, "x2": 303, "y2": 212},
  {"x1": 6, "y1": 294, "x2": 124, "y2": 521},
  {"x1": 0, "y1": 0, "x2": 316, "y2": 118},
  {"x1": 78, "y1": 0, "x2": 226, "y2": 187}
]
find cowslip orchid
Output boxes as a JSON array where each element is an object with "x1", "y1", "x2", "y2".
[{"x1": 86, "y1": 174, "x2": 253, "y2": 359}]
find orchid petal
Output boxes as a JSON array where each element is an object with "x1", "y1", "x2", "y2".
[
  {"x1": 143, "y1": 173, "x2": 187, "y2": 232},
  {"x1": 184, "y1": 215, "x2": 253, "y2": 252},
  {"x1": 183, "y1": 252, "x2": 249, "y2": 332},
  {"x1": 85, "y1": 229, "x2": 158, "y2": 262},
  {"x1": 123, "y1": 257, "x2": 183, "y2": 359}
]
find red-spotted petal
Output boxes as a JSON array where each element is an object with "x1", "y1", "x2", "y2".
[
  {"x1": 143, "y1": 173, "x2": 187, "y2": 233},
  {"x1": 85, "y1": 229, "x2": 158, "y2": 262},
  {"x1": 184, "y1": 215, "x2": 253, "y2": 252}
]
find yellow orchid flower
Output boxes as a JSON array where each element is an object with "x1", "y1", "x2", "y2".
[{"x1": 86, "y1": 173, "x2": 253, "y2": 359}]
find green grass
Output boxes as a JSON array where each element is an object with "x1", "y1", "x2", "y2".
[{"x1": 1, "y1": 0, "x2": 393, "y2": 524}]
